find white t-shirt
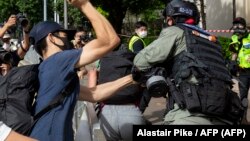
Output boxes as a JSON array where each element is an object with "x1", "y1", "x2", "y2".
[{"x1": 0, "y1": 121, "x2": 11, "y2": 141}]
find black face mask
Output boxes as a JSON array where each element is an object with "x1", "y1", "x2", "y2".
[{"x1": 51, "y1": 34, "x2": 74, "y2": 50}]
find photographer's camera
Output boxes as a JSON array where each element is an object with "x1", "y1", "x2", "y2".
[
  {"x1": 16, "y1": 13, "x2": 29, "y2": 27},
  {"x1": 0, "y1": 50, "x2": 13, "y2": 65}
]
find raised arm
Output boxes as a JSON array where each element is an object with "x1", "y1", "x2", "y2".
[
  {"x1": 79, "y1": 75, "x2": 134, "y2": 102},
  {"x1": 67, "y1": 0, "x2": 120, "y2": 68},
  {"x1": 16, "y1": 25, "x2": 30, "y2": 59},
  {"x1": 0, "y1": 15, "x2": 16, "y2": 37}
]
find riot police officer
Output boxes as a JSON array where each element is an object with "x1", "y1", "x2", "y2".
[
  {"x1": 229, "y1": 17, "x2": 250, "y2": 123},
  {"x1": 132, "y1": 0, "x2": 243, "y2": 125}
]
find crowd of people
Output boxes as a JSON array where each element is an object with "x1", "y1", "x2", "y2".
[{"x1": 0, "y1": 0, "x2": 249, "y2": 141}]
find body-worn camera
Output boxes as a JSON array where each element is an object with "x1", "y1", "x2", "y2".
[{"x1": 16, "y1": 13, "x2": 29, "y2": 27}]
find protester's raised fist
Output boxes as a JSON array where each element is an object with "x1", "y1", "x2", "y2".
[{"x1": 67, "y1": 0, "x2": 89, "y2": 7}]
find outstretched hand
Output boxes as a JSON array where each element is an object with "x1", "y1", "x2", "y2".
[{"x1": 67, "y1": 0, "x2": 89, "y2": 8}]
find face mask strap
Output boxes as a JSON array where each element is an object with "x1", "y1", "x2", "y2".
[{"x1": 51, "y1": 33, "x2": 70, "y2": 50}]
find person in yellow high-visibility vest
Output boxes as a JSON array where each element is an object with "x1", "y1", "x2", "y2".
[
  {"x1": 229, "y1": 17, "x2": 250, "y2": 124},
  {"x1": 128, "y1": 21, "x2": 151, "y2": 117},
  {"x1": 128, "y1": 21, "x2": 147, "y2": 54}
]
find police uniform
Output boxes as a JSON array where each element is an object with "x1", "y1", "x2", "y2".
[{"x1": 134, "y1": 25, "x2": 233, "y2": 125}]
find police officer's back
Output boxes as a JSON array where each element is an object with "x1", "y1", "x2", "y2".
[{"x1": 133, "y1": 0, "x2": 243, "y2": 125}]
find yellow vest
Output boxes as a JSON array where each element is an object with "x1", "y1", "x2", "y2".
[
  {"x1": 128, "y1": 35, "x2": 146, "y2": 52},
  {"x1": 238, "y1": 34, "x2": 250, "y2": 68}
]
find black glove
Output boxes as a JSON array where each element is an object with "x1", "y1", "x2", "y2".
[
  {"x1": 131, "y1": 66, "x2": 167, "y2": 84},
  {"x1": 131, "y1": 65, "x2": 147, "y2": 84},
  {"x1": 228, "y1": 60, "x2": 238, "y2": 76}
]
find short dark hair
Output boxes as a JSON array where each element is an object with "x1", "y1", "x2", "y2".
[
  {"x1": 34, "y1": 37, "x2": 47, "y2": 56},
  {"x1": 135, "y1": 21, "x2": 147, "y2": 29},
  {"x1": 76, "y1": 26, "x2": 87, "y2": 33}
]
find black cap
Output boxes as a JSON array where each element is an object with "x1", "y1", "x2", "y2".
[{"x1": 30, "y1": 21, "x2": 76, "y2": 45}]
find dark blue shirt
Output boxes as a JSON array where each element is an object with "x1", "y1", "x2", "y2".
[{"x1": 30, "y1": 49, "x2": 82, "y2": 141}]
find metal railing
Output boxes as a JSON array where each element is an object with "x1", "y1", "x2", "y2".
[{"x1": 75, "y1": 102, "x2": 105, "y2": 141}]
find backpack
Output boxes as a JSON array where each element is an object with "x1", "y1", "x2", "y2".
[
  {"x1": 167, "y1": 24, "x2": 244, "y2": 123},
  {"x1": 98, "y1": 45, "x2": 142, "y2": 104},
  {"x1": 0, "y1": 63, "x2": 77, "y2": 135},
  {"x1": 0, "y1": 64, "x2": 39, "y2": 134}
]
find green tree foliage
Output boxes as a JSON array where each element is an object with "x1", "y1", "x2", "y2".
[
  {"x1": 1, "y1": 0, "x2": 167, "y2": 33},
  {"x1": 218, "y1": 36, "x2": 232, "y2": 60},
  {"x1": 0, "y1": 0, "x2": 51, "y2": 26},
  {"x1": 55, "y1": 0, "x2": 83, "y2": 28},
  {"x1": 0, "y1": 0, "x2": 21, "y2": 23},
  {"x1": 16, "y1": 0, "x2": 45, "y2": 25},
  {"x1": 89, "y1": 0, "x2": 166, "y2": 33}
]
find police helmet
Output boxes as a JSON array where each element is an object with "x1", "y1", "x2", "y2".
[{"x1": 163, "y1": 0, "x2": 200, "y2": 25}]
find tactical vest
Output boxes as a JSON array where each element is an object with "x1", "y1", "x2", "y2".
[
  {"x1": 128, "y1": 35, "x2": 146, "y2": 52},
  {"x1": 0, "y1": 64, "x2": 39, "y2": 134},
  {"x1": 166, "y1": 24, "x2": 243, "y2": 123},
  {"x1": 237, "y1": 34, "x2": 250, "y2": 68},
  {"x1": 98, "y1": 47, "x2": 142, "y2": 104}
]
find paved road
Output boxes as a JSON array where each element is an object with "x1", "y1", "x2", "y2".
[
  {"x1": 143, "y1": 97, "x2": 166, "y2": 125},
  {"x1": 143, "y1": 79, "x2": 250, "y2": 125},
  {"x1": 232, "y1": 79, "x2": 250, "y2": 123}
]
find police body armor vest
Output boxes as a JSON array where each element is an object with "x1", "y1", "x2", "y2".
[
  {"x1": 98, "y1": 47, "x2": 142, "y2": 104},
  {"x1": 128, "y1": 35, "x2": 146, "y2": 52},
  {"x1": 167, "y1": 24, "x2": 243, "y2": 123},
  {"x1": 0, "y1": 64, "x2": 39, "y2": 134},
  {"x1": 238, "y1": 34, "x2": 250, "y2": 68}
]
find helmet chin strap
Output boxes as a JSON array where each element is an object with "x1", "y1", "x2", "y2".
[{"x1": 174, "y1": 17, "x2": 187, "y2": 24}]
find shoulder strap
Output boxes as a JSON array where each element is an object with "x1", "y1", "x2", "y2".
[
  {"x1": 27, "y1": 78, "x2": 77, "y2": 135},
  {"x1": 34, "y1": 78, "x2": 76, "y2": 120}
]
